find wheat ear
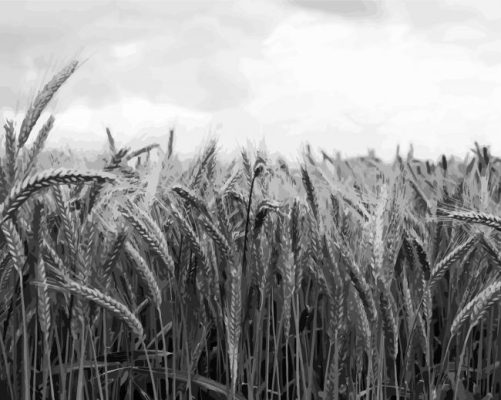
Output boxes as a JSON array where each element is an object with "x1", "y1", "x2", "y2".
[
  {"x1": 379, "y1": 289, "x2": 398, "y2": 360},
  {"x1": 18, "y1": 60, "x2": 78, "y2": 149},
  {"x1": 52, "y1": 186, "x2": 77, "y2": 261},
  {"x1": 451, "y1": 280, "x2": 501, "y2": 339},
  {"x1": 338, "y1": 243, "x2": 378, "y2": 324},
  {"x1": 125, "y1": 241, "x2": 162, "y2": 308},
  {"x1": 191, "y1": 139, "x2": 217, "y2": 190},
  {"x1": 301, "y1": 165, "x2": 319, "y2": 222},
  {"x1": 430, "y1": 234, "x2": 479, "y2": 289},
  {"x1": 442, "y1": 210, "x2": 501, "y2": 232},
  {"x1": 225, "y1": 261, "x2": 241, "y2": 399},
  {"x1": 198, "y1": 215, "x2": 232, "y2": 260},
  {"x1": 4, "y1": 120, "x2": 16, "y2": 185},
  {"x1": 124, "y1": 143, "x2": 160, "y2": 161},
  {"x1": 48, "y1": 278, "x2": 144, "y2": 337},
  {"x1": 170, "y1": 205, "x2": 208, "y2": 265},
  {"x1": 121, "y1": 206, "x2": 175, "y2": 276},
  {"x1": 102, "y1": 232, "x2": 126, "y2": 288},
  {"x1": 0, "y1": 256, "x2": 15, "y2": 320},
  {"x1": 20, "y1": 115, "x2": 55, "y2": 179},
  {"x1": 1, "y1": 220, "x2": 24, "y2": 270},
  {"x1": 171, "y1": 185, "x2": 209, "y2": 216},
  {"x1": 0, "y1": 168, "x2": 116, "y2": 222},
  {"x1": 35, "y1": 259, "x2": 52, "y2": 351}
]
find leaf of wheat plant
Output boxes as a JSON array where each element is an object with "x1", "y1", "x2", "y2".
[{"x1": 0, "y1": 60, "x2": 500, "y2": 400}]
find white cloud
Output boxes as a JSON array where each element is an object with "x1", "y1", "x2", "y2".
[
  {"x1": 235, "y1": 8, "x2": 501, "y2": 160},
  {"x1": 112, "y1": 42, "x2": 140, "y2": 59},
  {"x1": 442, "y1": 24, "x2": 486, "y2": 42}
]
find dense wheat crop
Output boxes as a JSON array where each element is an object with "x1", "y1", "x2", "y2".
[{"x1": 0, "y1": 61, "x2": 500, "y2": 400}]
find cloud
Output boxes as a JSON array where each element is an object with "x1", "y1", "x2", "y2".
[
  {"x1": 477, "y1": 39, "x2": 501, "y2": 65},
  {"x1": 2, "y1": 0, "x2": 501, "y2": 160},
  {"x1": 238, "y1": 8, "x2": 501, "y2": 159},
  {"x1": 401, "y1": 1, "x2": 480, "y2": 29},
  {"x1": 438, "y1": 78, "x2": 495, "y2": 97},
  {"x1": 0, "y1": 0, "x2": 280, "y2": 112},
  {"x1": 0, "y1": 85, "x2": 16, "y2": 108},
  {"x1": 395, "y1": 1, "x2": 501, "y2": 53},
  {"x1": 196, "y1": 62, "x2": 251, "y2": 110},
  {"x1": 289, "y1": 0, "x2": 384, "y2": 19}
]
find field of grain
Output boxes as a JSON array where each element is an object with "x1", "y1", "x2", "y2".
[{"x1": 1, "y1": 61, "x2": 500, "y2": 400}]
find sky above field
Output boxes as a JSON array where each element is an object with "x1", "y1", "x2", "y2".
[{"x1": 1, "y1": 0, "x2": 501, "y2": 161}]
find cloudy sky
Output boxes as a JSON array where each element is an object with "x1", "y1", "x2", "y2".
[{"x1": 2, "y1": 0, "x2": 501, "y2": 161}]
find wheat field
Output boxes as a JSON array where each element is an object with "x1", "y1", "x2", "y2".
[{"x1": 0, "y1": 61, "x2": 500, "y2": 400}]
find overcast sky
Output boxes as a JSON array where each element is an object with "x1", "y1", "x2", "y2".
[{"x1": 2, "y1": 0, "x2": 501, "y2": 161}]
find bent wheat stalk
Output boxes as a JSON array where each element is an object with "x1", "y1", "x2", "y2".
[
  {"x1": 441, "y1": 210, "x2": 501, "y2": 232},
  {"x1": 450, "y1": 280, "x2": 501, "y2": 339},
  {"x1": 42, "y1": 279, "x2": 144, "y2": 338},
  {"x1": 0, "y1": 168, "x2": 116, "y2": 223}
]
